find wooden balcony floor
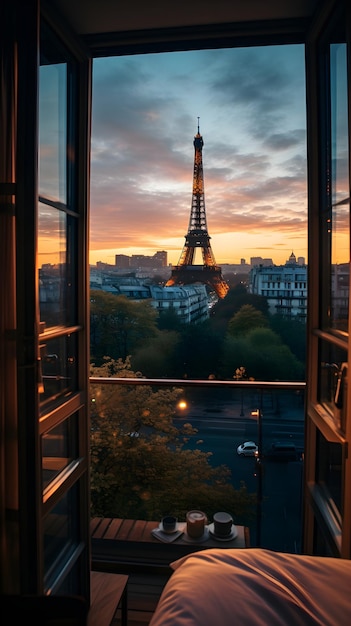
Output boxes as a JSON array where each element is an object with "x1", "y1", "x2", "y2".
[{"x1": 112, "y1": 572, "x2": 169, "y2": 626}]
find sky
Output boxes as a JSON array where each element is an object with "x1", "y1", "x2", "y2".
[{"x1": 90, "y1": 44, "x2": 308, "y2": 267}]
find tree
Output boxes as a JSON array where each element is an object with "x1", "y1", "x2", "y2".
[
  {"x1": 220, "y1": 328, "x2": 304, "y2": 381},
  {"x1": 157, "y1": 308, "x2": 183, "y2": 332},
  {"x1": 269, "y1": 314, "x2": 306, "y2": 363},
  {"x1": 211, "y1": 285, "x2": 269, "y2": 334},
  {"x1": 131, "y1": 330, "x2": 182, "y2": 377},
  {"x1": 177, "y1": 320, "x2": 225, "y2": 379},
  {"x1": 227, "y1": 304, "x2": 269, "y2": 337},
  {"x1": 90, "y1": 357, "x2": 256, "y2": 522},
  {"x1": 90, "y1": 290, "x2": 159, "y2": 363}
]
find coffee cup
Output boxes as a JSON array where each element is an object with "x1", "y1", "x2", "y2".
[
  {"x1": 186, "y1": 510, "x2": 207, "y2": 538},
  {"x1": 161, "y1": 515, "x2": 177, "y2": 533},
  {"x1": 213, "y1": 511, "x2": 233, "y2": 537}
]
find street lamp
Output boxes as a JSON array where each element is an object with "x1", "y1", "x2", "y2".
[{"x1": 252, "y1": 408, "x2": 263, "y2": 547}]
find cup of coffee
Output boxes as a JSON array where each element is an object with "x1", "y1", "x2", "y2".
[
  {"x1": 186, "y1": 510, "x2": 207, "y2": 538},
  {"x1": 213, "y1": 511, "x2": 233, "y2": 537},
  {"x1": 161, "y1": 515, "x2": 177, "y2": 533}
]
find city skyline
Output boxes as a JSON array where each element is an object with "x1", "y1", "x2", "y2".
[
  {"x1": 95, "y1": 250, "x2": 305, "y2": 269},
  {"x1": 90, "y1": 44, "x2": 308, "y2": 267}
]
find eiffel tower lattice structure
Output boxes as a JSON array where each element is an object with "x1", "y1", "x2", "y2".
[{"x1": 165, "y1": 121, "x2": 229, "y2": 299}]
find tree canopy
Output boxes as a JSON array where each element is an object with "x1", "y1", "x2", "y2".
[
  {"x1": 89, "y1": 286, "x2": 305, "y2": 380},
  {"x1": 90, "y1": 290, "x2": 158, "y2": 363},
  {"x1": 220, "y1": 327, "x2": 305, "y2": 380},
  {"x1": 90, "y1": 357, "x2": 256, "y2": 522},
  {"x1": 227, "y1": 304, "x2": 269, "y2": 337}
]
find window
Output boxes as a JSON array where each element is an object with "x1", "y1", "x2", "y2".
[
  {"x1": 38, "y1": 19, "x2": 90, "y2": 595},
  {"x1": 305, "y1": 0, "x2": 351, "y2": 557}
]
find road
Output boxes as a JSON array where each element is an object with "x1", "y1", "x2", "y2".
[{"x1": 175, "y1": 408, "x2": 304, "y2": 552}]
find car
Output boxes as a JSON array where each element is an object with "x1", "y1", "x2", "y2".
[
  {"x1": 121, "y1": 430, "x2": 140, "y2": 438},
  {"x1": 268, "y1": 441, "x2": 297, "y2": 461},
  {"x1": 237, "y1": 441, "x2": 258, "y2": 457}
]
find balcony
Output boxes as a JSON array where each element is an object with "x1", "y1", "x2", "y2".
[
  {"x1": 89, "y1": 377, "x2": 305, "y2": 550},
  {"x1": 89, "y1": 376, "x2": 305, "y2": 623}
]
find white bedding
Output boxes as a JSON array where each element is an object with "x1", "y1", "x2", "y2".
[{"x1": 149, "y1": 548, "x2": 351, "y2": 626}]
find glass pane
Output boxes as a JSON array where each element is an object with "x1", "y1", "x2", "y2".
[
  {"x1": 43, "y1": 484, "x2": 80, "y2": 586},
  {"x1": 330, "y1": 42, "x2": 349, "y2": 332},
  {"x1": 42, "y1": 414, "x2": 78, "y2": 489},
  {"x1": 39, "y1": 333, "x2": 78, "y2": 410},
  {"x1": 316, "y1": 430, "x2": 343, "y2": 517},
  {"x1": 39, "y1": 63, "x2": 67, "y2": 203},
  {"x1": 319, "y1": 339, "x2": 347, "y2": 432},
  {"x1": 38, "y1": 202, "x2": 77, "y2": 328}
]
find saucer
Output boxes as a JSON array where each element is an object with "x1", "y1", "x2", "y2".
[
  {"x1": 208, "y1": 523, "x2": 238, "y2": 541},
  {"x1": 159, "y1": 522, "x2": 185, "y2": 535}
]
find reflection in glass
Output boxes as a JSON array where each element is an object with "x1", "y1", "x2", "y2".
[
  {"x1": 330, "y1": 43, "x2": 349, "y2": 332},
  {"x1": 42, "y1": 414, "x2": 78, "y2": 489},
  {"x1": 316, "y1": 430, "x2": 342, "y2": 517},
  {"x1": 38, "y1": 202, "x2": 73, "y2": 327},
  {"x1": 43, "y1": 485, "x2": 79, "y2": 586},
  {"x1": 39, "y1": 334, "x2": 78, "y2": 410},
  {"x1": 39, "y1": 63, "x2": 67, "y2": 203},
  {"x1": 319, "y1": 339, "x2": 347, "y2": 432}
]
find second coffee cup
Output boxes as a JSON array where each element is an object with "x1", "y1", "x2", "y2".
[{"x1": 186, "y1": 510, "x2": 207, "y2": 538}]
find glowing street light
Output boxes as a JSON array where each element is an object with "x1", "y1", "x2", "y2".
[{"x1": 177, "y1": 400, "x2": 187, "y2": 411}]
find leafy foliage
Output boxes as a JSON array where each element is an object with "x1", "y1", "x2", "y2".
[
  {"x1": 131, "y1": 330, "x2": 182, "y2": 378},
  {"x1": 269, "y1": 314, "x2": 306, "y2": 363},
  {"x1": 90, "y1": 357, "x2": 256, "y2": 522},
  {"x1": 227, "y1": 304, "x2": 269, "y2": 337},
  {"x1": 220, "y1": 327, "x2": 305, "y2": 380},
  {"x1": 177, "y1": 320, "x2": 225, "y2": 379},
  {"x1": 211, "y1": 284, "x2": 269, "y2": 334},
  {"x1": 90, "y1": 290, "x2": 158, "y2": 363},
  {"x1": 89, "y1": 286, "x2": 305, "y2": 380}
]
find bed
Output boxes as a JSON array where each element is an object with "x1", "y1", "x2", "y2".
[{"x1": 149, "y1": 547, "x2": 351, "y2": 626}]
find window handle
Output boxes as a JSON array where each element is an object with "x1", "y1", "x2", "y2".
[{"x1": 334, "y1": 362, "x2": 347, "y2": 409}]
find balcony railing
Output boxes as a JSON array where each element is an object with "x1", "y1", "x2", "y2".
[{"x1": 89, "y1": 377, "x2": 306, "y2": 554}]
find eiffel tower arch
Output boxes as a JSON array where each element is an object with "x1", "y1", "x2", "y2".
[{"x1": 165, "y1": 121, "x2": 229, "y2": 299}]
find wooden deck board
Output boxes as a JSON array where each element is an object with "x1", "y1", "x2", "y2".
[
  {"x1": 125, "y1": 573, "x2": 170, "y2": 626},
  {"x1": 90, "y1": 517, "x2": 102, "y2": 534},
  {"x1": 116, "y1": 519, "x2": 138, "y2": 541},
  {"x1": 91, "y1": 518, "x2": 249, "y2": 574},
  {"x1": 131, "y1": 519, "x2": 150, "y2": 541},
  {"x1": 89, "y1": 571, "x2": 128, "y2": 626},
  {"x1": 104, "y1": 517, "x2": 124, "y2": 540},
  {"x1": 92, "y1": 517, "x2": 113, "y2": 539},
  {"x1": 92, "y1": 517, "x2": 248, "y2": 547}
]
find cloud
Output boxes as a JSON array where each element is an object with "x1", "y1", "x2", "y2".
[{"x1": 89, "y1": 45, "x2": 308, "y2": 265}]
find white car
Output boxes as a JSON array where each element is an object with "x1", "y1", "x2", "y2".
[{"x1": 237, "y1": 441, "x2": 258, "y2": 457}]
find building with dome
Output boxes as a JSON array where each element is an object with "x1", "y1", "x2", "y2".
[{"x1": 249, "y1": 252, "x2": 307, "y2": 320}]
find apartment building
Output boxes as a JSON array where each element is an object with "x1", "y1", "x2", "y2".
[
  {"x1": 249, "y1": 253, "x2": 307, "y2": 320},
  {"x1": 94, "y1": 280, "x2": 210, "y2": 324}
]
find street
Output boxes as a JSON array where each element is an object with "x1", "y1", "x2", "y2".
[{"x1": 175, "y1": 395, "x2": 304, "y2": 552}]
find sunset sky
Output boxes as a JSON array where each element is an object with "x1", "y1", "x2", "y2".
[{"x1": 89, "y1": 44, "x2": 308, "y2": 267}]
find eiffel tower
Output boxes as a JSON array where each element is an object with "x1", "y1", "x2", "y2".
[{"x1": 165, "y1": 120, "x2": 229, "y2": 299}]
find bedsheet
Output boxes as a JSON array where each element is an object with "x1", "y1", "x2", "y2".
[{"x1": 149, "y1": 547, "x2": 351, "y2": 626}]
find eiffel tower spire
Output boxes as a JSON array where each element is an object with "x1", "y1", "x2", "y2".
[{"x1": 166, "y1": 121, "x2": 229, "y2": 299}]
